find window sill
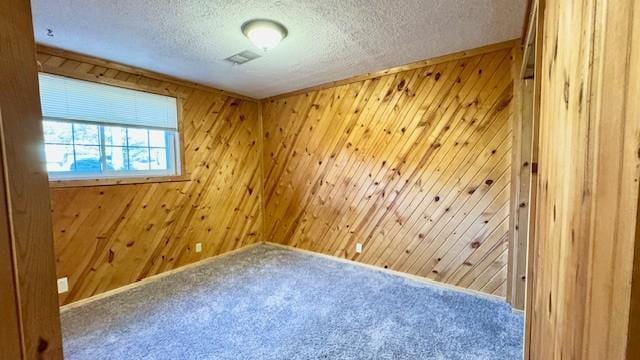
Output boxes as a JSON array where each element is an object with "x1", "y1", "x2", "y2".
[{"x1": 49, "y1": 174, "x2": 191, "y2": 188}]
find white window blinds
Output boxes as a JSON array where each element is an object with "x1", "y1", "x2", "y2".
[{"x1": 38, "y1": 73, "x2": 178, "y2": 130}]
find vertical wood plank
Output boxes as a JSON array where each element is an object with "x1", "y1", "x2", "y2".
[
  {"x1": 508, "y1": 72, "x2": 534, "y2": 311},
  {"x1": 0, "y1": 0, "x2": 64, "y2": 357},
  {"x1": 507, "y1": 44, "x2": 524, "y2": 305},
  {"x1": 0, "y1": 107, "x2": 23, "y2": 360},
  {"x1": 529, "y1": 0, "x2": 640, "y2": 358},
  {"x1": 625, "y1": 2, "x2": 640, "y2": 357}
]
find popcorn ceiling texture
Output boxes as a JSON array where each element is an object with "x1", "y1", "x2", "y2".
[{"x1": 32, "y1": 0, "x2": 526, "y2": 98}]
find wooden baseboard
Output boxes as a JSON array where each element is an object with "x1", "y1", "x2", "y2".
[
  {"x1": 512, "y1": 308, "x2": 525, "y2": 315},
  {"x1": 59, "y1": 242, "x2": 264, "y2": 312},
  {"x1": 265, "y1": 242, "x2": 506, "y2": 303},
  {"x1": 61, "y1": 240, "x2": 509, "y2": 313}
]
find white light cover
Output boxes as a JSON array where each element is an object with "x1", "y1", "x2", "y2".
[{"x1": 242, "y1": 20, "x2": 287, "y2": 51}]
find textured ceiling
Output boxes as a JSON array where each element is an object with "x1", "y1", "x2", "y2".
[{"x1": 32, "y1": 0, "x2": 527, "y2": 99}]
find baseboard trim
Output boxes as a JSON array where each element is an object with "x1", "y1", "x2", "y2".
[
  {"x1": 512, "y1": 308, "x2": 525, "y2": 315},
  {"x1": 61, "y1": 240, "x2": 509, "y2": 313},
  {"x1": 265, "y1": 242, "x2": 506, "y2": 303},
  {"x1": 59, "y1": 242, "x2": 264, "y2": 313}
]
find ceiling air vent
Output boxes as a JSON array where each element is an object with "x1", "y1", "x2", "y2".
[{"x1": 224, "y1": 50, "x2": 261, "y2": 65}]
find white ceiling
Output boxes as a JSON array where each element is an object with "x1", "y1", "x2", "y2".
[{"x1": 32, "y1": 0, "x2": 527, "y2": 99}]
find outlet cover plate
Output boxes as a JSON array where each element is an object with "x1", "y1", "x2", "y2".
[
  {"x1": 195, "y1": 243, "x2": 203, "y2": 253},
  {"x1": 355, "y1": 243, "x2": 363, "y2": 253},
  {"x1": 57, "y1": 277, "x2": 69, "y2": 294}
]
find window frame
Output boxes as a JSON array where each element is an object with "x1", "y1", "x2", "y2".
[
  {"x1": 42, "y1": 73, "x2": 188, "y2": 188},
  {"x1": 44, "y1": 118, "x2": 179, "y2": 180}
]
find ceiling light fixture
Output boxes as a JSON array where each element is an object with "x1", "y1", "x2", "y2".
[{"x1": 241, "y1": 19, "x2": 288, "y2": 51}]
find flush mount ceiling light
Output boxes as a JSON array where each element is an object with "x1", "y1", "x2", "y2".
[{"x1": 241, "y1": 19, "x2": 288, "y2": 51}]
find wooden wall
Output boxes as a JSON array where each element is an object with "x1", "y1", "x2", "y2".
[
  {"x1": 262, "y1": 44, "x2": 515, "y2": 297},
  {"x1": 506, "y1": 44, "x2": 534, "y2": 311},
  {"x1": 528, "y1": 0, "x2": 640, "y2": 358},
  {"x1": 0, "y1": 0, "x2": 63, "y2": 357},
  {"x1": 38, "y1": 48, "x2": 264, "y2": 306}
]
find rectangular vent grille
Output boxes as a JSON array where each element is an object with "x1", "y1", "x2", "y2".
[{"x1": 224, "y1": 50, "x2": 261, "y2": 65}]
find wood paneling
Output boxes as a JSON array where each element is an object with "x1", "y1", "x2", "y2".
[
  {"x1": 40, "y1": 49, "x2": 264, "y2": 306},
  {"x1": 0, "y1": 0, "x2": 63, "y2": 357},
  {"x1": 522, "y1": 2, "x2": 543, "y2": 357},
  {"x1": 507, "y1": 44, "x2": 534, "y2": 311},
  {"x1": 528, "y1": 0, "x2": 640, "y2": 358},
  {"x1": 37, "y1": 44, "x2": 255, "y2": 102},
  {"x1": 0, "y1": 107, "x2": 24, "y2": 360},
  {"x1": 262, "y1": 46, "x2": 515, "y2": 297},
  {"x1": 263, "y1": 40, "x2": 518, "y2": 101}
]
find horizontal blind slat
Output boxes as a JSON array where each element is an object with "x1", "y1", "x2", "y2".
[{"x1": 38, "y1": 73, "x2": 177, "y2": 130}]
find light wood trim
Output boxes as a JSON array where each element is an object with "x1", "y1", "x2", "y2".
[
  {"x1": 176, "y1": 98, "x2": 187, "y2": 178},
  {"x1": 507, "y1": 42, "x2": 535, "y2": 313},
  {"x1": 521, "y1": 0, "x2": 535, "y2": 41},
  {"x1": 266, "y1": 242, "x2": 505, "y2": 302},
  {"x1": 45, "y1": 81, "x2": 189, "y2": 188},
  {"x1": 524, "y1": 1, "x2": 543, "y2": 358},
  {"x1": 60, "y1": 240, "x2": 505, "y2": 314},
  {"x1": 510, "y1": 78, "x2": 534, "y2": 311},
  {"x1": 262, "y1": 39, "x2": 520, "y2": 101},
  {"x1": 0, "y1": 0, "x2": 63, "y2": 357},
  {"x1": 507, "y1": 44, "x2": 524, "y2": 309},
  {"x1": 0, "y1": 107, "x2": 23, "y2": 360},
  {"x1": 528, "y1": 0, "x2": 640, "y2": 357},
  {"x1": 38, "y1": 61, "x2": 185, "y2": 99},
  {"x1": 520, "y1": 0, "x2": 538, "y2": 79},
  {"x1": 629, "y1": 175, "x2": 640, "y2": 358},
  {"x1": 37, "y1": 44, "x2": 258, "y2": 102},
  {"x1": 59, "y1": 242, "x2": 264, "y2": 312},
  {"x1": 258, "y1": 102, "x2": 267, "y2": 241},
  {"x1": 585, "y1": 0, "x2": 639, "y2": 356},
  {"x1": 39, "y1": 41, "x2": 519, "y2": 104},
  {"x1": 49, "y1": 175, "x2": 191, "y2": 188},
  {"x1": 626, "y1": 2, "x2": 640, "y2": 357}
]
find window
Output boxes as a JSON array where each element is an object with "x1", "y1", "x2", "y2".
[{"x1": 39, "y1": 73, "x2": 181, "y2": 181}]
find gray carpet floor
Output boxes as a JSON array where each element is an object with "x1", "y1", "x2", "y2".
[{"x1": 62, "y1": 244, "x2": 523, "y2": 359}]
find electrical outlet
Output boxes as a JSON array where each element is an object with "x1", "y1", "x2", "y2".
[
  {"x1": 57, "y1": 277, "x2": 69, "y2": 294},
  {"x1": 355, "y1": 243, "x2": 363, "y2": 254},
  {"x1": 195, "y1": 243, "x2": 203, "y2": 253}
]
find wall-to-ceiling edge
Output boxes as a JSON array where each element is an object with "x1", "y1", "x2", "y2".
[
  {"x1": 39, "y1": 46, "x2": 264, "y2": 306},
  {"x1": 44, "y1": 39, "x2": 520, "y2": 306},
  {"x1": 261, "y1": 39, "x2": 518, "y2": 298}
]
